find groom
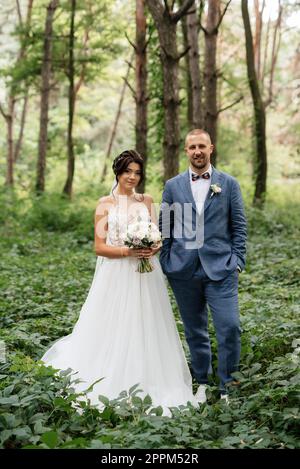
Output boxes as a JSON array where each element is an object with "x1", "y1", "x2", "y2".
[{"x1": 159, "y1": 129, "x2": 247, "y2": 402}]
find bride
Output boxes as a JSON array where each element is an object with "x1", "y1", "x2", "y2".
[{"x1": 41, "y1": 150, "x2": 197, "y2": 414}]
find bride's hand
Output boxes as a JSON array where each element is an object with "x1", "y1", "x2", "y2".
[
  {"x1": 127, "y1": 248, "x2": 153, "y2": 259},
  {"x1": 150, "y1": 245, "x2": 161, "y2": 256}
]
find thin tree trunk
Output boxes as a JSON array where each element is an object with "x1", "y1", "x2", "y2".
[
  {"x1": 63, "y1": 0, "x2": 76, "y2": 197},
  {"x1": 5, "y1": 98, "x2": 15, "y2": 186},
  {"x1": 160, "y1": 22, "x2": 180, "y2": 181},
  {"x1": 181, "y1": 14, "x2": 193, "y2": 129},
  {"x1": 253, "y1": 0, "x2": 265, "y2": 81},
  {"x1": 261, "y1": 13, "x2": 271, "y2": 91},
  {"x1": 265, "y1": 0, "x2": 282, "y2": 108},
  {"x1": 14, "y1": 0, "x2": 34, "y2": 162},
  {"x1": 0, "y1": 0, "x2": 34, "y2": 177},
  {"x1": 204, "y1": 0, "x2": 221, "y2": 166},
  {"x1": 181, "y1": 1, "x2": 202, "y2": 128},
  {"x1": 0, "y1": 98, "x2": 15, "y2": 186},
  {"x1": 202, "y1": 0, "x2": 231, "y2": 165},
  {"x1": 100, "y1": 59, "x2": 132, "y2": 183},
  {"x1": 242, "y1": 0, "x2": 267, "y2": 207},
  {"x1": 14, "y1": 95, "x2": 28, "y2": 162},
  {"x1": 62, "y1": 8, "x2": 91, "y2": 194},
  {"x1": 136, "y1": 0, "x2": 148, "y2": 193},
  {"x1": 7, "y1": 99, "x2": 14, "y2": 185},
  {"x1": 146, "y1": 0, "x2": 195, "y2": 182},
  {"x1": 36, "y1": 0, "x2": 59, "y2": 194}
]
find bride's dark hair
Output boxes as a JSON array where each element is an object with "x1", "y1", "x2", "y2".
[{"x1": 111, "y1": 150, "x2": 144, "y2": 196}]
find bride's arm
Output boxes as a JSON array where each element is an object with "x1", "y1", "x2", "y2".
[
  {"x1": 94, "y1": 198, "x2": 151, "y2": 259},
  {"x1": 144, "y1": 194, "x2": 161, "y2": 256}
]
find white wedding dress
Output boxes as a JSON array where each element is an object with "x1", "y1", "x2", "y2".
[{"x1": 41, "y1": 198, "x2": 197, "y2": 414}]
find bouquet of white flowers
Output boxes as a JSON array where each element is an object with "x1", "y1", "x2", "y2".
[{"x1": 121, "y1": 221, "x2": 162, "y2": 273}]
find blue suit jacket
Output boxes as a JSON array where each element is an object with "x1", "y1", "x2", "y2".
[{"x1": 159, "y1": 167, "x2": 247, "y2": 281}]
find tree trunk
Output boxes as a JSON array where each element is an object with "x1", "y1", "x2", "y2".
[
  {"x1": 100, "y1": 58, "x2": 133, "y2": 183},
  {"x1": 181, "y1": 14, "x2": 193, "y2": 129},
  {"x1": 0, "y1": 98, "x2": 15, "y2": 186},
  {"x1": 63, "y1": 0, "x2": 76, "y2": 197},
  {"x1": 14, "y1": 95, "x2": 28, "y2": 162},
  {"x1": 181, "y1": 1, "x2": 203, "y2": 128},
  {"x1": 14, "y1": 0, "x2": 34, "y2": 162},
  {"x1": 242, "y1": 0, "x2": 267, "y2": 207},
  {"x1": 148, "y1": 8, "x2": 180, "y2": 181},
  {"x1": 261, "y1": 13, "x2": 271, "y2": 91},
  {"x1": 160, "y1": 22, "x2": 180, "y2": 181},
  {"x1": 6, "y1": 98, "x2": 15, "y2": 185},
  {"x1": 36, "y1": 0, "x2": 59, "y2": 194},
  {"x1": 204, "y1": 0, "x2": 220, "y2": 166},
  {"x1": 253, "y1": 0, "x2": 265, "y2": 81},
  {"x1": 136, "y1": 0, "x2": 148, "y2": 193},
  {"x1": 146, "y1": 0, "x2": 195, "y2": 182},
  {"x1": 265, "y1": 0, "x2": 282, "y2": 108}
]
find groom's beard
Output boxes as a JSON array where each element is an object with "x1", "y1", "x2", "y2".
[{"x1": 191, "y1": 157, "x2": 209, "y2": 171}]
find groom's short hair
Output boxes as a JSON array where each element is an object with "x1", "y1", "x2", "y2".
[{"x1": 185, "y1": 129, "x2": 211, "y2": 146}]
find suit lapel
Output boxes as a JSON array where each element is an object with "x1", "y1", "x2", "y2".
[
  {"x1": 204, "y1": 166, "x2": 221, "y2": 212},
  {"x1": 178, "y1": 170, "x2": 197, "y2": 212}
]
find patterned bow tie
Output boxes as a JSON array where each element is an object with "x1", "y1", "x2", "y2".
[{"x1": 191, "y1": 171, "x2": 210, "y2": 181}]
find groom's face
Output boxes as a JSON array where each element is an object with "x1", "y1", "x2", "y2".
[{"x1": 185, "y1": 134, "x2": 214, "y2": 172}]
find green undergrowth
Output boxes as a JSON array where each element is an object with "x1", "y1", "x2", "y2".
[{"x1": 0, "y1": 189, "x2": 299, "y2": 449}]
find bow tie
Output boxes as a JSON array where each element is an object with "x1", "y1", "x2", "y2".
[{"x1": 191, "y1": 171, "x2": 210, "y2": 181}]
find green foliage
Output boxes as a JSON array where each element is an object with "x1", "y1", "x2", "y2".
[
  {"x1": 0, "y1": 0, "x2": 122, "y2": 97},
  {"x1": 25, "y1": 193, "x2": 94, "y2": 236},
  {"x1": 0, "y1": 189, "x2": 299, "y2": 449}
]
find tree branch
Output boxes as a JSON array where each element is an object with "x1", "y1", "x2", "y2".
[
  {"x1": 185, "y1": 8, "x2": 197, "y2": 16},
  {"x1": 198, "y1": 0, "x2": 205, "y2": 31},
  {"x1": 143, "y1": 28, "x2": 153, "y2": 53},
  {"x1": 202, "y1": 0, "x2": 232, "y2": 36},
  {"x1": 123, "y1": 77, "x2": 136, "y2": 100},
  {"x1": 215, "y1": 0, "x2": 232, "y2": 31},
  {"x1": 0, "y1": 103, "x2": 8, "y2": 120},
  {"x1": 200, "y1": 23, "x2": 209, "y2": 35},
  {"x1": 125, "y1": 32, "x2": 137, "y2": 51},
  {"x1": 176, "y1": 45, "x2": 191, "y2": 61},
  {"x1": 220, "y1": 74, "x2": 245, "y2": 94},
  {"x1": 163, "y1": 0, "x2": 170, "y2": 15},
  {"x1": 16, "y1": 0, "x2": 23, "y2": 27},
  {"x1": 161, "y1": 45, "x2": 177, "y2": 61},
  {"x1": 125, "y1": 60, "x2": 135, "y2": 72},
  {"x1": 171, "y1": 0, "x2": 195, "y2": 24},
  {"x1": 217, "y1": 95, "x2": 244, "y2": 114}
]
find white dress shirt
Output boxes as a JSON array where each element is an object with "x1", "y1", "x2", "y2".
[{"x1": 189, "y1": 164, "x2": 212, "y2": 214}]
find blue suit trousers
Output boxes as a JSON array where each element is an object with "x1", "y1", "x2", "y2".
[{"x1": 168, "y1": 262, "x2": 241, "y2": 391}]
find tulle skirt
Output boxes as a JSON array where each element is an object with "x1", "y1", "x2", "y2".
[{"x1": 41, "y1": 255, "x2": 197, "y2": 414}]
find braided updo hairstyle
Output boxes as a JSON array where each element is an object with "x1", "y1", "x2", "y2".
[{"x1": 111, "y1": 150, "x2": 144, "y2": 196}]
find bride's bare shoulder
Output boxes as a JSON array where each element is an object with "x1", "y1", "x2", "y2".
[
  {"x1": 95, "y1": 195, "x2": 115, "y2": 216},
  {"x1": 142, "y1": 193, "x2": 154, "y2": 206},
  {"x1": 97, "y1": 195, "x2": 115, "y2": 205},
  {"x1": 142, "y1": 193, "x2": 154, "y2": 202}
]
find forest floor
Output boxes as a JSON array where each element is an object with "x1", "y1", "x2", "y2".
[{"x1": 0, "y1": 190, "x2": 299, "y2": 449}]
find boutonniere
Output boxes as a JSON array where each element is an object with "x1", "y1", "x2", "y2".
[{"x1": 210, "y1": 183, "x2": 222, "y2": 198}]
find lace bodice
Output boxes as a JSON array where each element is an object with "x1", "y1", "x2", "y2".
[{"x1": 107, "y1": 201, "x2": 150, "y2": 246}]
